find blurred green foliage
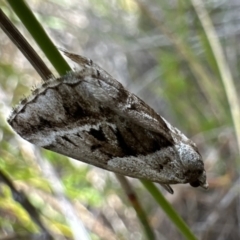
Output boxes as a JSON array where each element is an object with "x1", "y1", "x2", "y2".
[{"x1": 1, "y1": 0, "x2": 240, "y2": 239}]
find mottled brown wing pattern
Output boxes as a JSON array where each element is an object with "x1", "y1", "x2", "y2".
[{"x1": 8, "y1": 51, "x2": 208, "y2": 194}]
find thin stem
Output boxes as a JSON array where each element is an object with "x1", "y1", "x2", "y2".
[
  {"x1": 116, "y1": 174, "x2": 156, "y2": 240},
  {"x1": 191, "y1": 0, "x2": 240, "y2": 156},
  {"x1": 6, "y1": 0, "x2": 71, "y2": 76},
  {"x1": 0, "y1": 169, "x2": 54, "y2": 240},
  {"x1": 0, "y1": 9, "x2": 52, "y2": 81},
  {"x1": 141, "y1": 180, "x2": 198, "y2": 240}
]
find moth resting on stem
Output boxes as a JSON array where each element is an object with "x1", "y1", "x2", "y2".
[{"x1": 8, "y1": 50, "x2": 208, "y2": 194}]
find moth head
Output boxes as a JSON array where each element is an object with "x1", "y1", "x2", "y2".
[{"x1": 176, "y1": 142, "x2": 208, "y2": 190}]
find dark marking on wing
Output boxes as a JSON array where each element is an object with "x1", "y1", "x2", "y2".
[
  {"x1": 62, "y1": 135, "x2": 78, "y2": 147},
  {"x1": 96, "y1": 70, "x2": 100, "y2": 77},
  {"x1": 128, "y1": 103, "x2": 137, "y2": 110},
  {"x1": 70, "y1": 102, "x2": 85, "y2": 119},
  {"x1": 65, "y1": 81, "x2": 83, "y2": 88},
  {"x1": 116, "y1": 88, "x2": 128, "y2": 103},
  {"x1": 55, "y1": 138, "x2": 68, "y2": 148},
  {"x1": 158, "y1": 164, "x2": 163, "y2": 171},
  {"x1": 151, "y1": 133, "x2": 174, "y2": 149},
  {"x1": 91, "y1": 144, "x2": 102, "y2": 151},
  {"x1": 74, "y1": 132, "x2": 83, "y2": 139},
  {"x1": 38, "y1": 116, "x2": 53, "y2": 129},
  {"x1": 122, "y1": 125, "x2": 173, "y2": 155},
  {"x1": 89, "y1": 127, "x2": 107, "y2": 141},
  {"x1": 115, "y1": 128, "x2": 138, "y2": 157}
]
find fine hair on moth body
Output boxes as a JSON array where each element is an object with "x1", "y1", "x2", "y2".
[{"x1": 8, "y1": 49, "x2": 208, "y2": 194}]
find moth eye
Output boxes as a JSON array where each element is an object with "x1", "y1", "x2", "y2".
[{"x1": 190, "y1": 181, "x2": 200, "y2": 188}]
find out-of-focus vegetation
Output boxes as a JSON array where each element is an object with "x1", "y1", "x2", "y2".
[{"x1": 0, "y1": 0, "x2": 240, "y2": 239}]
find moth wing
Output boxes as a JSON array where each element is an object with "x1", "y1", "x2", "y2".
[
  {"x1": 8, "y1": 52, "x2": 186, "y2": 193},
  {"x1": 62, "y1": 50, "x2": 174, "y2": 144}
]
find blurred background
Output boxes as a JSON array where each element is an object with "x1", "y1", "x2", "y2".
[{"x1": 0, "y1": 0, "x2": 240, "y2": 239}]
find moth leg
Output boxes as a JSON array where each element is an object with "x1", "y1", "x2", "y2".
[{"x1": 160, "y1": 184, "x2": 174, "y2": 194}]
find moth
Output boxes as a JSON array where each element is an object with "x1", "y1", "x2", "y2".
[{"x1": 8, "y1": 50, "x2": 208, "y2": 194}]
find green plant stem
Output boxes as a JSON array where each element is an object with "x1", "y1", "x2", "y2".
[
  {"x1": 7, "y1": 0, "x2": 71, "y2": 75},
  {"x1": 191, "y1": 0, "x2": 240, "y2": 156},
  {"x1": 141, "y1": 180, "x2": 198, "y2": 240},
  {"x1": 0, "y1": 8, "x2": 52, "y2": 81},
  {"x1": 116, "y1": 175, "x2": 155, "y2": 240}
]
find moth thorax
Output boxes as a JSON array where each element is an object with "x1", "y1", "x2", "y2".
[{"x1": 176, "y1": 142, "x2": 203, "y2": 171}]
